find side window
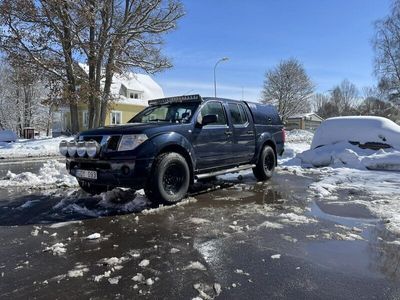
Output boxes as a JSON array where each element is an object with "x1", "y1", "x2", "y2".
[
  {"x1": 229, "y1": 104, "x2": 248, "y2": 125},
  {"x1": 198, "y1": 102, "x2": 227, "y2": 125}
]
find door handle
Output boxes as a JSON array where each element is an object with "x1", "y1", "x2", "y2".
[{"x1": 225, "y1": 131, "x2": 232, "y2": 136}]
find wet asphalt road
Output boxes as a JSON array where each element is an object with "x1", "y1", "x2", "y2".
[{"x1": 1, "y1": 165, "x2": 400, "y2": 299}]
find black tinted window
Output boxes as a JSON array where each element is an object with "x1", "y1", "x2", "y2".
[
  {"x1": 229, "y1": 103, "x2": 248, "y2": 125},
  {"x1": 198, "y1": 102, "x2": 227, "y2": 125}
]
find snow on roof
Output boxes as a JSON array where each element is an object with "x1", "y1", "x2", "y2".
[
  {"x1": 288, "y1": 113, "x2": 323, "y2": 120},
  {"x1": 311, "y1": 116, "x2": 400, "y2": 149},
  {"x1": 78, "y1": 63, "x2": 164, "y2": 107},
  {"x1": 110, "y1": 73, "x2": 164, "y2": 106}
]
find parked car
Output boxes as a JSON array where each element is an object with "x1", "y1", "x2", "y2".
[
  {"x1": 59, "y1": 95, "x2": 285, "y2": 203},
  {"x1": 311, "y1": 116, "x2": 400, "y2": 150},
  {"x1": 0, "y1": 130, "x2": 18, "y2": 143}
]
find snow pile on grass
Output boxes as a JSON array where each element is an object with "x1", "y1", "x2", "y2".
[
  {"x1": 0, "y1": 160, "x2": 77, "y2": 188},
  {"x1": 280, "y1": 129, "x2": 313, "y2": 165},
  {"x1": 0, "y1": 136, "x2": 72, "y2": 159},
  {"x1": 311, "y1": 116, "x2": 400, "y2": 149}
]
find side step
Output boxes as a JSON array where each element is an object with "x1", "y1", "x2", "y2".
[{"x1": 195, "y1": 164, "x2": 256, "y2": 180}]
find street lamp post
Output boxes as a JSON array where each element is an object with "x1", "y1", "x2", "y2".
[{"x1": 214, "y1": 57, "x2": 229, "y2": 97}]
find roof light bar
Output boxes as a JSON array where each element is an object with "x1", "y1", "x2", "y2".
[{"x1": 148, "y1": 94, "x2": 202, "y2": 106}]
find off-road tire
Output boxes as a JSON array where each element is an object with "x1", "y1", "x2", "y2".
[
  {"x1": 145, "y1": 152, "x2": 190, "y2": 204},
  {"x1": 252, "y1": 145, "x2": 276, "y2": 181},
  {"x1": 78, "y1": 180, "x2": 108, "y2": 195}
]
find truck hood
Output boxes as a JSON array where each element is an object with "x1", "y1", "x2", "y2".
[{"x1": 78, "y1": 122, "x2": 181, "y2": 137}]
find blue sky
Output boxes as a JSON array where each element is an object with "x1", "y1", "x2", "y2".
[{"x1": 154, "y1": 0, "x2": 391, "y2": 101}]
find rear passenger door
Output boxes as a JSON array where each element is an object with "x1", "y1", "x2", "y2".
[{"x1": 227, "y1": 102, "x2": 256, "y2": 164}]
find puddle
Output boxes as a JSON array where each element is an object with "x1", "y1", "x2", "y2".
[
  {"x1": 309, "y1": 201, "x2": 378, "y2": 228},
  {"x1": 305, "y1": 240, "x2": 385, "y2": 279}
]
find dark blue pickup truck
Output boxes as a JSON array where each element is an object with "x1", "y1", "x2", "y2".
[{"x1": 59, "y1": 95, "x2": 285, "y2": 204}]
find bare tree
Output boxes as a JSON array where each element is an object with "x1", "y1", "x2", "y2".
[
  {"x1": 330, "y1": 79, "x2": 359, "y2": 115},
  {"x1": 373, "y1": 0, "x2": 400, "y2": 112},
  {"x1": 261, "y1": 58, "x2": 314, "y2": 121},
  {"x1": 312, "y1": 93, "x2": 330, "y2": 114},
  {"x1": 0, "y1": 0, "x2": 184, "y2": 132}
]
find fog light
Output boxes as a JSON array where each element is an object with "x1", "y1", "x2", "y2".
[
  {"x1": 67, "y1": 141, "x2": 77, "y2": 157},
  {"x1": 86, "y1": 141, "x2": 100, "y2": 158},
  {"x1": 77, "y1": 141, "x2": 87, "y2": 157},
  {"x1": 59, "y1": 140, "x2": 68, "y2": 156},
  {"x1": 121, "y1": 165, "x2": 130, "y2": 175}
]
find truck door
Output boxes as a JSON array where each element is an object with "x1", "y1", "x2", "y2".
[
  {"x1": 227, "y1": 102, "x2": 256, "y2": 163},
  {"x1": 191, "y1": 101, "x2": 234, "y2": 170}
]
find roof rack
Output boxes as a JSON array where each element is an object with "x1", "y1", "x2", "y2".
[{"x1": 148, "y1": 94, "x2": 203, "y2": 106}]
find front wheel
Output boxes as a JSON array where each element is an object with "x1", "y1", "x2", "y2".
[
  {"x1": 252, "y1": 145, "x2": 276, "y2": 181},
  {"x1": 145, "y1": 152, "x2": 190, "y2": 204}
]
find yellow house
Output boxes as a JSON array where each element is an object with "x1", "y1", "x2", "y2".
[{"x1": 53, "y1": 72, "x2": 164, "y2": 134}]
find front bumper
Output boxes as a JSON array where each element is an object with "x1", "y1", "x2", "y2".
[{"x1": 66, "y1": 157, "x2": 154, "y2": 189}]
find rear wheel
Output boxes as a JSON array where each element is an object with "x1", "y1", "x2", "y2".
[
  {"x1": 252, "y1": 145, "x2": 276, "y2": 181},
  {"x1": 145, "y1": 152, "x2": 190, "y2": 204},
  {"x1": 78, "y1": 180, "x2": 108, "y2": 195}
]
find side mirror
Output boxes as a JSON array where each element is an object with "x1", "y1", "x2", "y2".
[{"x1": 200, "y1": 114, "x2": 218, "y2": 126}]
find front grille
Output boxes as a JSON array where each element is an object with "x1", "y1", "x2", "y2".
[
  {"x1": 81, "y1": 136, "x2": 103, "y2": 143},
  {"x1": 79, "y1": 135, "x2": 121, "y2": 152},
  {"x1": 107, "y1": 136, "x2": 121, "y2": 151}
]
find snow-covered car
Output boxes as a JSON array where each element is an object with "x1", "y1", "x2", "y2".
[
  {"x1": 0, "y1": 130, "x2": 18, "y2": 143},
  {"x1": 311, "y1": 116, "x2": 400, "y2": 150}
]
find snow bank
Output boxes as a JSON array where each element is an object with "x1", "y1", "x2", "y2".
[
  {"x1": 0, "y1": 136, "x2": 72, "y2": 158},
  {"x1": 0, "y1": 160, "x2": 77, "y2": 188},
  {"x1": 0, "y1": 130, "x2": 18, "y2": 142},
  {"x1": 310, "y1": 168, "x2": 400, "y2": 234},
  {"x1": 311, "y1": 116, "x2": 400, "y2": 149},
  {"x1": 298, "y1": 142, "x2": 400, "y2": 170},
  {"x1": 279, "y1": 130, "x2": 313, "y2": 165}
]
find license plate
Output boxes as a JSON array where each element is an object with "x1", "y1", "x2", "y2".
[{"x1": 75, "y1": 169, "x2": 97, "y2": 180}]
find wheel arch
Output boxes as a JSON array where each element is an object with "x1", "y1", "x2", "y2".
[{"x1": 258, "y1": 139, "x2": 278, "y2": 166}]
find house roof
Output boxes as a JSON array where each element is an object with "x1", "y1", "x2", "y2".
[
  {"x1": 110, "y1": 73, "x2": 164, "y2": 106},
  {"x1": 78, "y1": 63, "x2": 164, "y2": 106},
  {"x1": 288, "y1": 112, "x2": 324, "y2": 121}
]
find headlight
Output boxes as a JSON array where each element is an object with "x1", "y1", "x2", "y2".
[
  {"x1": 86, "y1": 141, "x2": 100, "y2": 158},
  {"x1": 118, "y1": 134, "x2": 148, "y2": 151},
  {"x1": 59, "y1": 140, "x2": 68, "y2": 156},
  {"x1": 77, "y1": 141, "x2": 87, "y2": 157},
  {"x1": 67, "y1": 141, "x2": 77, "y2": 157}
]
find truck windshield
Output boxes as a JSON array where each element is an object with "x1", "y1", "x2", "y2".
[{"x1": 128, "y1": 102, "x2": 199, "y2": 124}]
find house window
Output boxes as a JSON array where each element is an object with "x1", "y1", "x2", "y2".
[
  {"x1": 83, "y1": 111, "x2": 89, "y2": 128},
  {"x1": 111, "y1": 111, "x2": 122, "y2": 125},
  {"x1": 130, "y1": 93, "x2": 140, "y2": 99}
]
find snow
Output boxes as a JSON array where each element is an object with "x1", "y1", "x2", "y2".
[
  {"x1": 0, "y1": 160, "x2": 77, "y2": 188},
  {"x1": 183, "y1": 261, "x2": 207, "y2": 271},
  {"x1": 281, "y1": 127, "x2": 400, "y2": 235},
  {"x1": 108, "y1": 276, "x2": 121, "y2": 285},
  {"x1": 111, "y1": 73, "x2": 164, "y2": 106},
  {"x1": 311, "y1": 116, "x2": 400, "y2": 149},
  {"x1": 271, "y1": 254, "x2": 281, "y2": 259},
  {"x1": 0, "y1": 130, "x2": 18, "y2": 142},
  {"x1": 86, "y1": 233, "x2": 101, "y2": 240},
  {"x1": 279, "y1": 130, "x2": 313, "y2": 165},
  {"x1": 44, "y1": 243, "x2": 67, "y2": 256},
  {"x1": 132, "y1": 273, "x2": 145, "y2": 282},
  {"x1": 298, "y1": 141, "x2": 400, "y2": 170},
  {"x1": 138, "y1": 259, "x2": 150, "y2": 267},
  {"x1": 0, "y1": 136, "x2": 72, "y2": 159}
]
